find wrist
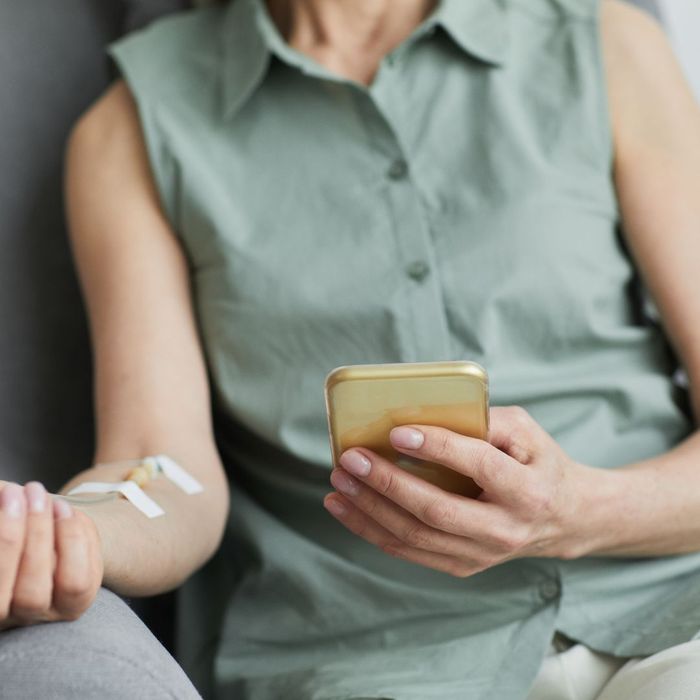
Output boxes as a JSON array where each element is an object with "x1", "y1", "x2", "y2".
[{"x1": 556, "y1": 461, "x2": 628, "y2": 559}]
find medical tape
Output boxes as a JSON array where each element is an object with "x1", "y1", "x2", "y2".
[
  {"x1": 67, "y1": 481, "x2": 165, "y2": 518},
  {"x1": 154, "y1": 454, "x2": 204, "y2": 494}
]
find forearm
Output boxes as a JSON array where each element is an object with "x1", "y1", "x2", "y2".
[
  {"x1": 571, "y1": 428, "x2": 700, "y2": 558},
  {"x1": 60, "y1": 442, "x2": 229, "y2": 597}
]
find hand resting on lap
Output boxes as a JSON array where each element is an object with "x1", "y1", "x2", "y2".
[{"x1": 0, "y1": 482, "x2": 103, "y2": 631}]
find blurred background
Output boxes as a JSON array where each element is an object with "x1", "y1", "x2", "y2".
[{"x1": 659, "y1": 0, "x2": 700, "y2": 99}]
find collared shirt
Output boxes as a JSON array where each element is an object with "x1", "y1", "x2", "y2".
[{"x1": 109, "y1": 1, "x2": 700, "y2": 697}]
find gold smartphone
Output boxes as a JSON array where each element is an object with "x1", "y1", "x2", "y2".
[{"x1": 324, "y1": 360, "x2": 489, "y2": 497}]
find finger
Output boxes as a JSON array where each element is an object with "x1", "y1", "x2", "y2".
[
  {"x1": 12, "y1": 482, "x2": 54, "y2": 621},
  {"x1": 330, "y1": 468, "x2": 508, "y2": 560},
  {"x1": 52, "y1": 500, "x2": 97, "y2": 619},
  {"x1": 485, "y1": 406, "x2": 546, "y2": 463},
  {"x1": 387, "y1": 424, "x2": 526, "y2": 499},
  {"x1": 0, "y1": 484, "x2": 27, "y2": 619},
  {"x1": 323, "y1": 493, "x2": 480, "y2": 578},
  {"x1": 337, "y1": 450, "x2": 509, "y2": 540}
]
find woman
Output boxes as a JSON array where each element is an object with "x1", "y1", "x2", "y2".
[{"x1": 2, "y1": 0, "x2": 700, "y2": 697}]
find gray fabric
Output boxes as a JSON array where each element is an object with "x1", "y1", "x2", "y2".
[{"x1": 0, "y1": 588, "x2": 202, "y2": 699}]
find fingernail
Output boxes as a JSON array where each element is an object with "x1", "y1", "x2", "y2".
[
  {"x1": 25, "y1": 481, "x2": 47, "y2": 513},
  {"x1": 390, "y1": 427, "x2": 424, "y2": 449},
  {"x1": 339, "y1": 450, "x2": 371, "y2": 477},
  {"x1": 330, "y1": 469, "x2": 360, "y2": 497},
  {"x1": 1, "y1": 483, "x2": 25, "y2": 519},
  {"x1": 325, "y1": 498, "x2": 347, "y2": 517},
  {"x1": 53, "y1": 498, "x2": 73, "y2": 520}
]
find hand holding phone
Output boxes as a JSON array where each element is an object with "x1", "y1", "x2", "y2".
[{"x1": 324, "y1": 361, "x2": 489, "y2": 497}]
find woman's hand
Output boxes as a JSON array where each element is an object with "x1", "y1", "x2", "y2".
[
  {"x1": 324, "y1": 406, "x2": 597, "y2": 578},
  {"x1": 0, "y1": 481, "x2": 104, "y2": 631}
]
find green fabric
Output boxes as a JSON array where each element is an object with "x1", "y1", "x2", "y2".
[{"x1": 109, "y1": 0, "x2": 700, "y2": 697}]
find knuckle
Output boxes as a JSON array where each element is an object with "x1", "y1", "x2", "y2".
[
  {"x1": 502, "y1": 407, "x2": 538, "y2": 463},
  {"x1": 506, "y1": 405, "x2": 531, "y2": 427},
  {"x1": 381, "y1": 543, "x2": 406, "y2": 559},
  {"x1": 401, "y1": 523, "x2": 432, "y2": 549},
  {"x1": 432, "y1": 431, "x2": 453, "y2": 462},
  {"x1": 422, "y1": 498, "x2": 455, "y2": 531},
  {"x1": 12, "y1": 590, "x2": 51, "y2": 617},
  {"x1": 474, "y1": 443, "x2": 493, "y2": 471},
  {"x1": 376, "y1": 469, "x2": 399, "y2": 497},
  {"x1": 521, "y1": 478, "x2": 551, "y2": 516},
  {"x1": 491, "y1": 524, "x2": 528, "y2": 552},
  {"x1": 56, "y1": 590, "x2": 95, "y2": 621},
  {"x1": 447, "y1": 562, "x2": 473, "y2": 579},
  {"x1": 473, "y1": 444, "x2": 497, "y2": 482},
  {"x1": 529, "y1": 487, "x2": 550, "y2": 514},
  {"x1": 360, "y1": 493, "x2": 381, "y2": 519},
  {"x1": 0, "y1": 526, "x2": 22, "y2": 549},
  {"x1": 56, "y1": 574, "x2": 92, "y2": 600}
]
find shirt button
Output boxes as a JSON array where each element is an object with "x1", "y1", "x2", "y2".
[
  {"x1": 387, "y1": 158, "x2": 409, "y2": 180},
  {"x1": 538, "y1": 579, "x2": 561, "y2": 601},
  {"x1": 406, "y1": 260, "x2": 430, "y2": 282}
]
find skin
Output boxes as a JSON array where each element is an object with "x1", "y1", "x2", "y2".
[
  {"x1": 266, "y1": 0, "x2": 437, "y2": 85},
  {"x1": 1, "y1": 0, "x2": 698, "y2": 628}
]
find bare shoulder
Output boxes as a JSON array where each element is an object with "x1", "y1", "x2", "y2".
[
  {"x1": 65, "y1": 79, "x2": 159, "y2": 211},
  {"x1": 600, "y1": 0, "x2": 677, "y2": 90},
  {"x1": 68, "y1": 80, "x2": 142, "y2": 159},
  {"x1": 600, "y1": 0, "x2": 700, "y2": 156},
  {"x1": 600, "y1": 0, "x2": 667, "y2": 47},
  {"x1": 65, "y1": 79, "x2": 165, "y2": 244}
]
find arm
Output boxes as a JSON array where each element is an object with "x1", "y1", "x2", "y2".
[
  {"x1": 321, "y1": 1, "x2": 700, "y2": 575},
  {"x1": 0, "y1": 79, "x2": 230, "y2": 630},
  {"x1": 63, "y1": 80, "x2": 230, "y2": 596},
  {"x1": 567, "y1": 0, "x2": 700, "y2": 557}
]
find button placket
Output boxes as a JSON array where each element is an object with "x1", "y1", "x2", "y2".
[{"x1": 355, "y1": 88, "x2": 451, "y2": 360}]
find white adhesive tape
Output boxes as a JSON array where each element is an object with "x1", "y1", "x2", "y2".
[
  {"x1": 67, "y1": 481, "x2": 165, "y2": 518},
  {"x1": 155, "y1": 455, "x2": 204, "y2": 495}
]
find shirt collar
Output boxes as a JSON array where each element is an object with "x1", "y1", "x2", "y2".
[
  {"x1": 220, "y1": 0, "x2": 508, "y2": 120},
  {"x1": 220, "y1": 0, "x2": 270, "y2": 121},
  {"x1": 433, "y1": 0, "x2": 509, "y2": 67}
]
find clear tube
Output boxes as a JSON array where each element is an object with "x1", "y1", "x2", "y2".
[
  {"x1": 50, "y1": 457, "x2": 148, "y2": 505},
  {"x1": 52, "y1": 492, "x2": 118, "y2": 505}
]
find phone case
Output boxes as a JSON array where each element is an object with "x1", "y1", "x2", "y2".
[{"x1": 324, "y1": 360, "x2": 489, "y2": 497}]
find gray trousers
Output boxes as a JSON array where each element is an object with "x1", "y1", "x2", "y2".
[{"x1": 0, "y1": 588, "x2": 202, "y2": 699}]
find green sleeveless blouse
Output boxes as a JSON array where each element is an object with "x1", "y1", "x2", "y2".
[{"x1": 110, "y1": 1, "x2": 700, "y2": 697}]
